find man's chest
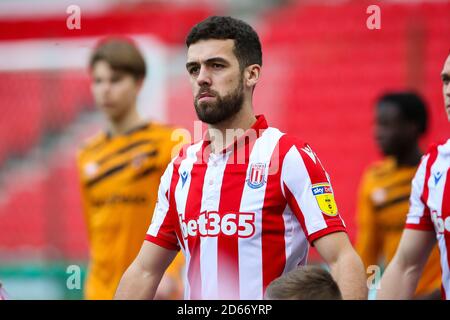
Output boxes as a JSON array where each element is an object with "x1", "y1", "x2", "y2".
[
  {"x1": 428, "y1": 159, "x2": 450, "y2": 237},
  {"x1": 173, "y1": 159, "x2": 286, "y2": 241}
]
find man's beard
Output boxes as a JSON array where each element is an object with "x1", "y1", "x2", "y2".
[{"x1": 194, "y1": 79, "x2": 244, "y2": 125}]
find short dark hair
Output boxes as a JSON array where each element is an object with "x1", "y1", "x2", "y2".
[
  {"x1": 377, "y1": 92, "x2": 428, "y2": 135},
  {"x1": 185, "y1": 16, "x2": 262, "y2": 69},
  {"x1": 264, "y1": 265, "x2": 342, "y2": 300},
  {"x1": 89, "y1": 37, "x2": 146, "y2": 80}
]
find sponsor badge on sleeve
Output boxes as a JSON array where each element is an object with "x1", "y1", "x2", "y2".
[{"x1": 311, "y1": 183, "x2": 338, "y2": 216}]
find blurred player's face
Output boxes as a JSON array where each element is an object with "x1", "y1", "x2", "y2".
[
  {"x1": 91, "y1": 60, "x2": 142, "y2": 121},
  {"x1": 375, "y1": 102, "x2": 417, "y2": 156},
  {"x1": 186, "y1": 39, "x2": 244, "y2": 124},
  {"x1": 441, "y1": 55, "x2": 450, "y2": 122}
]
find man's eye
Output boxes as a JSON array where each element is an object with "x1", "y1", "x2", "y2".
[
  {"x1": 189, "y1": 67, "x2": 199, "y2": 75},
  {"x1": 213, "y1": 64, "x2": 224, "y2": 69}
]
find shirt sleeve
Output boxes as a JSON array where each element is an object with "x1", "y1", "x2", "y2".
[
  {"x1": 405, "y1": 154, "x2": 435, "y2": 231},
  {"x1": 281, "y1": 141, "x2": 347, "y2": 246},
  {"x1": 145, "y1": 160, "x2": 180, "y2": 251}
]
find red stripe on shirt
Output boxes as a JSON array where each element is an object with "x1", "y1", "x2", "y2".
[
  {"x1": 216, "y1": 169, "x2": 244, "y2": 299},
  {"x1": 283, "y1": 182, "x2": 308, "y2": 241},
  {"x1": 184, "y1": 148, "x2": 207, "y2": 300},
  {"x1": 168, "y1": 150, "x2": 188, "y2": 251},
  {"x1": 296, "y1": 142, "x2": 328, "y2": 184},
  {"x1": 146, "y1": 163, "x2": 181, "y2": 249},
  {"x1": 215, "y1": 138, "x2": 259, "y2": 299},
  {"x1": 168, "y1": 188, "x2": 185, "y2": 252},
  {"x1": 419, "y1": 147, "x2": 439, "y2": 228},
  {"x1": 442, "y1": 169, "x2": 450, "y2": 298},
  {"x1": 295, "y1": 142, "x2": 346, "y2": 230},
  {"x1": 145, "y1": 234, "x2": 179, "y2": 251},
  {"x1": 261, "y1": 149, "x2": 287, "y2": 296}
]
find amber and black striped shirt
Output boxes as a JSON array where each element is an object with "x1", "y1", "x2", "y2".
[
  {"x1": 77, "y1": 121, "x2": 185, "y2": 299},
  {"x1": 355, "y1": 157, "x2": 441, "y2": 296}
]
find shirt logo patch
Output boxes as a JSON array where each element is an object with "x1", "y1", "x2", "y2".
[
  {"x1": 311, "y1": 183, "x2": 338, "y2": 216},
  {"x1": 181, "y1": 171, "x2": 189, "y2": 188},
  {"x1": 433, "y1": 171, "x2": 443, "y2": 186},
  {"x1": 247, "y1": 163, "x2": 266, "y2": 189},
  {"x1": 371, "y1": 188, "x2": 387, "y2": 205},
  {"x1": 84, "y1": 162, "x2": 98, "y2": 178}
]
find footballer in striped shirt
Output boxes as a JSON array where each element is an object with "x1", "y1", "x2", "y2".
[
  {"x1": 115, "y1": 16, "x2": 367, "y2": 300},
  {"x1": 379, "y1": 53, "x2": 450, "y2": 300}
]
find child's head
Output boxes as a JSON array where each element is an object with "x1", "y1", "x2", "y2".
[{"x1": 264, "y1": 265, "x2": 342, "y2": 300}]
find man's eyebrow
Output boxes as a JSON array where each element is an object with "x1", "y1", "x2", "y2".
[
  {"x1": 441, "y1": 73, "x2": 450, "y2": 80},
  {"x1": 186, "y1": 61, "x2": 199, "y2": 70},
  {"x1": 204, "y1": 57, "x2": 229, "y2": 65},
  {"x1": 111, "y1": 70, "x2": 125, "y2": 77},
  {"x1": 186, "y1": 57, "x2": 229, "y2": 69}
]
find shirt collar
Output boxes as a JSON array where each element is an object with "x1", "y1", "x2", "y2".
[
  {"x1": 105, "y1": 122, "x2": 150, "y2": 139},
  {"x1": 201, "y1": 114, "x2": 269, "y2": 158}
]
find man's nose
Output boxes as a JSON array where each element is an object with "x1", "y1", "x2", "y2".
[
  {"x1": 101, "y1": 81, "x2": 112, "y2": 93},
  {"x1": 196, "y1": 66, "x2": 212, "y2": 87}
]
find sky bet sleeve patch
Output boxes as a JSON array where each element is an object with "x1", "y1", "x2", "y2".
[{"x1": 311, "y1": 183, "x2": 338, "y2": 216}]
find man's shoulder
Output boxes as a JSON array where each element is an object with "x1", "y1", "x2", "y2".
[
  {"x1": 425, "y1": 138, "x2": 450, "y2": 157},
  {"x1": 275, "y1": 132, "x2": 312, "y2": 158},
  {"x1": 164, "y1": 138, "x2": 203, "y2": 167},
  {"x1": 364, "y1": 158, "x2": 396, "y2": 179},
  {"x1": 146, "y1": 122, "x2": 190, "y2": 148},
  {"x1": 271, "y1": 132, "x2": 329, "y2": 173},
  {"x1": 77, "y1": 131, "x2": 107, "y2": 158},
  {"x1": 147, "y1": 121, "x2": 174, "y2": 133},
  {"x1": 141, "y1": 121, "x2": 175, "y2": 139}
]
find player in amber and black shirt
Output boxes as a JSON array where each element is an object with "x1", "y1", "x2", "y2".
[
  {"x1": 77, "y1": 38, "x2": 185, "y2": 300},
  {"x1": 355, "y1": 92, "x2": 441, "y2": 299}
]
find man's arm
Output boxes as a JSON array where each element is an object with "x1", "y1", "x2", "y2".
[
  {"x1": 154, "y1": 252, "x2": 185, "y2": 300},
  {"x1": 314, "y1": 231, "x2": 368, "y2": 300},
  {"x1": 114, "y1": 241, "x2": 178, "y2": 300},
  {"x1": 377, "y1": 229, "x2": 436, "y2": 300}
]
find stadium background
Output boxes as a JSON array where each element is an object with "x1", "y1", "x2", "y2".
[{"x1": 0, "y1": 0, "x2": 449, "y2": 299}]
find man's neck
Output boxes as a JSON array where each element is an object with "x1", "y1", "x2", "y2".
[
  {"x1": 108, "y1": 106, "x2": 145, "y2": 137},
  {"x1": 207, "y1": 104, "x2": 257, "y2": 154},
  {"x1": 395, "y1": 144, "x2": 423, "y2": 167}
]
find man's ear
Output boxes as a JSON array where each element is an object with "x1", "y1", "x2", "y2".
[
  {"x1": 244, "y1": 64, "x2": 261, "y2": 89},
  {"x1": 135, "y1": 78, "x2": 145, "y2": 91}
]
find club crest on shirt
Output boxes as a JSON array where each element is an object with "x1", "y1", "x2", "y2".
[
  {"x1": 84, "y1": 162, "x2": 98, "y2": 178},
  {"x1": 311, "y1": 183, "x2": 338, "y2": 216},
  {"x1": 371, "y1": 188, "x2": 387, "y2": 205},
  {"x1": 247, "y1": 163, "x2": 266, "y2": 189}
]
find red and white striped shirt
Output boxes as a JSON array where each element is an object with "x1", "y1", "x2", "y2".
[
  {"x1": 405, "y1": 139, "x2": 450, "y2": 299},
  {"x1": 146, "y1": 115, "x2": 347, "y2": 299}
]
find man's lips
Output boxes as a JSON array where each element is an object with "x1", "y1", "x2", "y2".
[
  {"x1": 102, "y1": 102, "x2": 115, "y2": 108},
  {"x1": 197, "y1": 92, "x2": 216, "y2": 101},
  {"x1": 198, "y1": 92, "x2": 215, "y2": 98}
]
